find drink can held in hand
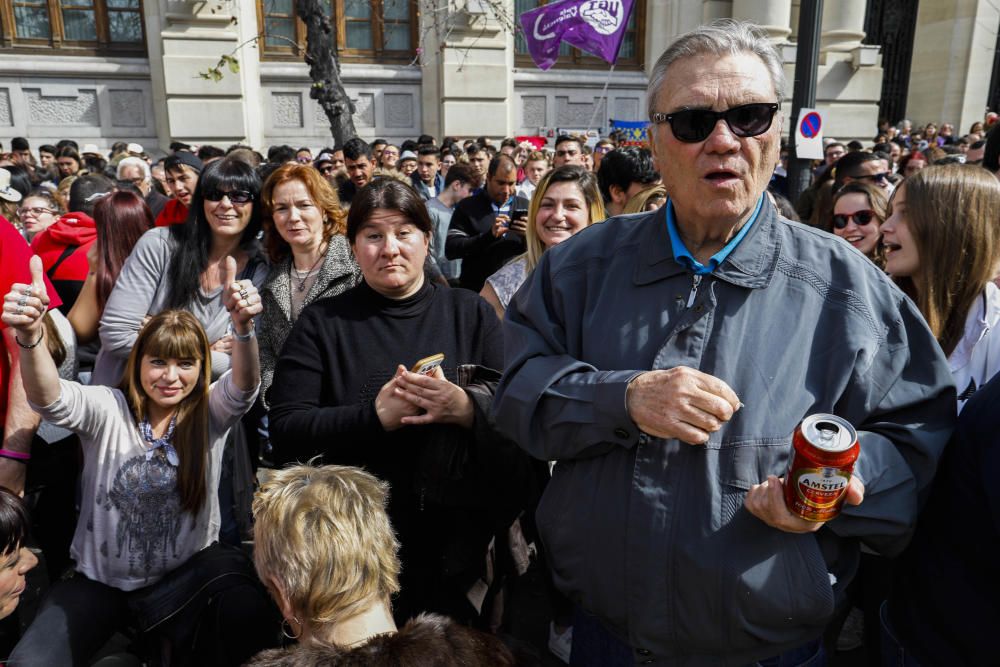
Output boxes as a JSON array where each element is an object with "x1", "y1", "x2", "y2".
[{"x1": 784, "y1": 414, "x2": 859, "y2": 522}]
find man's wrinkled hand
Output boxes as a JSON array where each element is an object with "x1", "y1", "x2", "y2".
[
  {"x1": 744, "y1": 475, "x2": 865, "y2": 533},
  {"x1": 626, "y1": 367, "x2": 741, "y2": 445}
]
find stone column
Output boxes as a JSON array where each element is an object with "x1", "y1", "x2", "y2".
[
  {"x1": 732, "y1": 0, "x2": 792, "y2": 43},
  {"x1": 906, "y1": 0, "x2": 999, "y2": 131},
  {"x1": 430, "y1": 0, "x2": 515, "y2": 138},
  {"x1": 820, "y1": 0, "x2": 866, "y2": 52},
  {"x1": 144, "y1": 0, "x2": 258, "y2": 148}
]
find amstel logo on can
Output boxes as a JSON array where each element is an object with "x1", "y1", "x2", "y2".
[
  {"x1": 793, "y1": 468, "x2": 851, "y2": 509},
  {"x1": 784, "y1": 414, "x2": 859, "y2": 522}
]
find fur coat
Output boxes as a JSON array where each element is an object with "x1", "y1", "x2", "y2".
[{"x1": 244, "y1": 613, "x2": 521, "y2": 666}]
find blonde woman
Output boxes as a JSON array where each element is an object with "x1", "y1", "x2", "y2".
[
  {"x1": 481, "y1": 165, "x2": 606, "y2": 319},
  {"x1": 248, "y1": 464, "x2": 517, "y2": 665}
]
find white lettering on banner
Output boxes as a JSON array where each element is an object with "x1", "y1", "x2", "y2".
[
  {"x1": 537, "y1": 6, "x2": 580, "y2": 37},
  {"x1": 581, "y1": 0, "x2": 624, "y2": 35}
]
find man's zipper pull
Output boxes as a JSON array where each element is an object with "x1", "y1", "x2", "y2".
[{"x1": 686, "y1": 274, "x2": 702, "y2": 308}]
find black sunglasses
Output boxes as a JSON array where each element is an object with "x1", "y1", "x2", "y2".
[
  {"x1": 856, "y1": 172, "x2": 890, "y2": 184},
  {"x1": 832, "y1": 209, "x2": 877, "y2": 229},
  {"x1": 651, "y1": 103, "x2": 779, "y2": 143},
  {"x1": 203, "y1": 189, "x2": 254, "y2": 204}
]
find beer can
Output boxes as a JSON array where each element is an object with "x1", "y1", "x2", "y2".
[{"x1": 784, "y1": 414, "x2": 859, "y2": 522}]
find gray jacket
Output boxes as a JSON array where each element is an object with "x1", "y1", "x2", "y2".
[
  {"x1": 493, "y1": 199, "x2": 956, "y2": 666},
  {"x1": 258, "y1": 234, "x2": 360, "y2": 408}
]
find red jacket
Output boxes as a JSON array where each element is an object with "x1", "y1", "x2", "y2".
[
  {"x1": 0, "y1": 217, "x2": 61, "y2": 424},
  {"x1": 30, "y1": 211, "x2": 96, "y2": 313},
  {"x1": 155, "y1": 198, "x2": 189, "y2": 227}
]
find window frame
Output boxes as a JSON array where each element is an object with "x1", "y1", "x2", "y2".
[
  {"x1": 257, "y1": 0, "x2": 418, "y2": 64},
  {"x1": 514, "y1": 0, "x2": 645, "y2": 71},
  {"x1": 0, "y1": 0, "x2": 146, "y2": 54}
]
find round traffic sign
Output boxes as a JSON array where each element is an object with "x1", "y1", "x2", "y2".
[{"x1": 800, "y1": 112, "x2": 822, "y2": 139}]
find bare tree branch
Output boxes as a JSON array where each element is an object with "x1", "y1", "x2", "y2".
[{"x1": 296, "y1": 0, "x2": 358, "y2": 145}]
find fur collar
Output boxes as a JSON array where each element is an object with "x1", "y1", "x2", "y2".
[{"x1": 245, "y1": 613, "x2": 519, "y2": 666}]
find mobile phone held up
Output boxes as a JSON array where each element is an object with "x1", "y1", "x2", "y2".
[
  {"x1": 411, "y1": 353, "x2": 445, "y2": 375},
  {"x1": 508, "y1": 207, "x2": 528, "y2": 237}
]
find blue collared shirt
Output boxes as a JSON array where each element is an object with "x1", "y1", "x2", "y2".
[{"x1": 665, "y1": 195, "x2": 764, "y2": 275}]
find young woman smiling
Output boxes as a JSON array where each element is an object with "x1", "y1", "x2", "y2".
[
  {"x1": 481, "y1": 165, "x2": 606, "y2": 319},
  {"x1": 881, "y1": 163, "x2": 1000, "y2": 410},
  {"x1": 830, "y1": 181, "x2": 886, "y2": 268},
  {"x1": 4, "y1": 257, "x2": 276, "y2": 665}
]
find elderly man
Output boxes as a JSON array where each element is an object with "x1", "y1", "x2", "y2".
[
  {"x1": 117, "y1": 155, "x2": 167, "y2": 218},
  {"x1": 494, "y1": 21, "x2": 955, "y2": 666}
]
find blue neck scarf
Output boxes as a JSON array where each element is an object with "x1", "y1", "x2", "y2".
[{"x1": 140, "y1": 414, "x2": 179, "y2": 467}]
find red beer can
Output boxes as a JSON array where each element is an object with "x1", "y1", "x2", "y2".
[{"x1": 784, "y1": 414, "x2": 859, "y2": 522}]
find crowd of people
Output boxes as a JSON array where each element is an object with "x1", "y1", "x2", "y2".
[{"x1": 0, "y1": 17, "x2": 995, "y2": 667}]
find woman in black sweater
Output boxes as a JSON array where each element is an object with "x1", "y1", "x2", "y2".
[{"x1": 268, "y1": 178, "x2": 527, "y2": 626}]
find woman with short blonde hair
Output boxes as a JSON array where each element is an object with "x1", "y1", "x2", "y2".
[
  {"x1": 252, "y1": 464, "x2": 400, "y2": 635},
  {"x1": 248, "y1": 464, "x2": 517, "y2": 665}
]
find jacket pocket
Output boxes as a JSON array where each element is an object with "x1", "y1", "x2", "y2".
[{"x1": 718, "y1": 444, "x2": 835, "y2": 648}]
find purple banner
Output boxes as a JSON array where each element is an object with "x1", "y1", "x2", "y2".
[{"x1": 519, "y1": 0, "x2": 635, "y2": 71}]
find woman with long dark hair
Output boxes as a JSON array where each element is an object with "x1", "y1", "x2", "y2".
[
  {"x1": 3, "y1": 261, "x2": 276, "y2": 665},
  {"x1": 92, "y1": 156, "x2": 267, "y2": 387},
  {"x1": 67, "y1": 190, "x2": 153, "y2": 344}
]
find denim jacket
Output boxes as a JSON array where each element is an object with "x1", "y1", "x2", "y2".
[{"x1": 493, "y1": 198, "x2": 956, "y2": 666}]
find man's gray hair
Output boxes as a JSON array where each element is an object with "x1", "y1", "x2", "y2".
[
  {"x1": 116, "y1": 156, "x2": 150, "y2": 181},
  {"x1": 647, "y1": 20, "x2": 786, "y2": 120}
]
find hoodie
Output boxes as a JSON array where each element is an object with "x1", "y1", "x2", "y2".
[
  {"x1": 155, "y1": 197, "x2": 189, "y2": 227},
  {"x1": 31, "y1": 211, "x2": 97, "y2": 314}
]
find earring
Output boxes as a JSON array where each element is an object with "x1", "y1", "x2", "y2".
[{"x1": 282, "y1": 616, "x2": 302, "y2": 640}]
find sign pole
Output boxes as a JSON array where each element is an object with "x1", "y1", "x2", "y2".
[{"x1": 787, "y1": 0, "x2": 823, "y2": 206}]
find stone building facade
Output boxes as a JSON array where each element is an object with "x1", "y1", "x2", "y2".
[{"x1": 0, "y1": 0, "x2": 994, "y2": 153}]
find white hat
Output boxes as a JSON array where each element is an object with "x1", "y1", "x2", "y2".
[
  {"x1": 126, "y1": 142, "x2": 144, "y2": 155},
  {"x1": 399, "y1": 150, "x2": 417, "y2": 163},
  {"x1": 0, "y1": 169, "x2": 22, "y2": 203},
  {"x1": 81, "y1": 143, "x2": 101, "y2": 157}
]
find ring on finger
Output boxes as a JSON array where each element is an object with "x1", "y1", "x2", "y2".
[
  {"x1": 17, "y1": 295, "x2": 28, "y2": 307},
  {"x1": 19, "y1": 286, "x2": 31, "y2": 297},
  {"x1": 16, "y1": 306, "x2": 23, "y2": 315},
  {"x1": 239, "y1": 289, "x2": 249, "y2": 300}
]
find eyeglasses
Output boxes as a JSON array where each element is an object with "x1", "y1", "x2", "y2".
[
  {"x1": 650, "y1": 102, "x2": 779, "y2": 143},
  {"x1": 203, "y1": 189, "x2": 254, "y2": 204},
  {"x1": 319, "y1": 166, "x2": 335, "y2": 175},
  {"x1": 856, "y1": 172, "x2": 890, "y2": 184},
  {"x1": 832, "y1": 209, "x2": 878, "y2": 229},
  {"x1": 16, "y1": 206, "x2": 54, "y2": 218},
  {"x1": 594, "y1": 146, "x2": 612, "y2": 154},
  {"x1": 555, "y1": 149, "x2": 580, "y2": 158}
]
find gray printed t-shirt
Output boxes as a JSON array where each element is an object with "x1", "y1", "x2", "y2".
[{"x1": 32, "y1": 374, "x2": 258, "y2": 591}]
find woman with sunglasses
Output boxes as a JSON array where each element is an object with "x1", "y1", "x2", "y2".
[
  {"x1": 830, "y1": 181, "x2": 886, "y2": 267},
  {"x1": 881, "y1": 163, "x2": 1000, "y2": 410},
  {"x1": 92, "y1": 157, "x2": 268, "y2": 388}
]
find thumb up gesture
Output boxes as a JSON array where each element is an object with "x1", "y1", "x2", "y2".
[
  {"x1": 221, "y1": 256, "x2": 261, "y2": 332},
  {"x1": 2, "y1": 256, "x2": 50, "y2": 337}
]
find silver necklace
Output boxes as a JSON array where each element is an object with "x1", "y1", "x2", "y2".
[{"x1": 291, "y1": 244, "x2": 327, "y2": 292}]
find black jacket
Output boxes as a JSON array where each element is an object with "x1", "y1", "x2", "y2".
[{"x1": 444, "y1": 191, "x2": 527, "y2": 291}]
